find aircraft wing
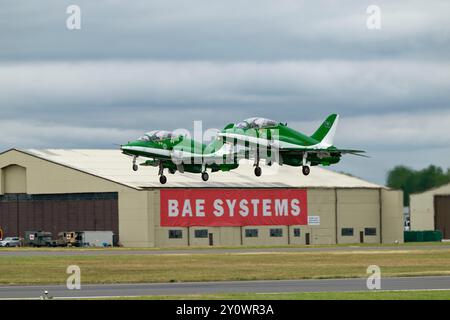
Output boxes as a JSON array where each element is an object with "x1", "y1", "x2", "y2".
[{"x1": 281, "y1": 148, "x2": 369, "y2": 157}]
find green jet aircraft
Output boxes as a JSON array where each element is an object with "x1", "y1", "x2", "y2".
[
  {"x1": 218, "y1": 114, "x2": 366, "y2": 177},
  {"x1": 120, "y1": 130, "x2": 240, "y2": 184}
]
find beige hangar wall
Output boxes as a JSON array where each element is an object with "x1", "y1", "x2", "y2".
[
  {"x1": 0, "y1": 149, "x2": 152, "y2": 248},
  {"x1": 0, "y1": 150, "x2": 405, "y2": 248},
  {"x1": 410, "y1": 184, "x2": 450, "y2": 231}
]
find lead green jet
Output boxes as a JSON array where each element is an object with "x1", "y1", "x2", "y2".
[
  {"x1": 120, "y1": 130, "x2": 240, "y2": 184},
  {"x1": 218, "y1": 114, "x2": 366, "y2": 177}
]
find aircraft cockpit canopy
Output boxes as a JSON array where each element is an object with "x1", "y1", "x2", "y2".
[
  {"x1": 138, "y1": 130, "x2": 175, "y2": 142},
  {"x1": 235, "y1": 117, "x2": 278, "y2": 129}
]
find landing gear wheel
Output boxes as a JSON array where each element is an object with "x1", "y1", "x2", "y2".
[
  {"x1": 159, "y1": 175, "x2": 167, "y2": 184},
  {"x1": 169, "y1": 168, "x2": 176, "y2": 174},
  {"x1": 302, "y1": 166, "x2": 310, "y2": 176},
  {"x1": 132, "y1": 164, "x2": 138, "y2": 171},
  {"x1": 201, "y1": 172, "x2": 209, "y2": 182},
  {"x1": 254, "y1": 166, "x2": 262, "y2": 177}
]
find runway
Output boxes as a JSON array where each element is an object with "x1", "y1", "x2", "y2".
[
  {"x1": 1, "y1": 276, "x2": 449, "y2": 299},
  {"x1": 1, "y1": 244, "x2": 449, "y2": 257}
]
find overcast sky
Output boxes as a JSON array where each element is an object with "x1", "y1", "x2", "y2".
[{"x1": 1, "y1": 0, "x2": 449, "y2": 184}]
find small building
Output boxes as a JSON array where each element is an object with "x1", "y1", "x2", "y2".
[
  {"x1": 0, "y1": 148, "x2": 404, "y2": 247},
  {"x1": 410, "y1": 183, "x2": 450, "y2": 239}
]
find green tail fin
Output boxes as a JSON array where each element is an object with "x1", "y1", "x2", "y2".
[{"x1": 310, "y1": 114, "x2": 339, "y2": 145}]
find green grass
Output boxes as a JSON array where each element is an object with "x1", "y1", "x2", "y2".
[
  {"x1": 1, "y1": 248, "x2": 450, "y2": 285},
  {"x1": 107, "y1": 290, "x2": 450, "y2": 300},
  {"x1": 1, "y1": 241, "x2": 450, "y2": 252}
]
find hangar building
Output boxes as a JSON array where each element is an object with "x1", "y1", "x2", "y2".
[
  {"x1": 0, "y1": 149, "x2": 404, "y2": 247},
  {"x1": 410, "y1": 183, "x2": 450, "y2": 239}
]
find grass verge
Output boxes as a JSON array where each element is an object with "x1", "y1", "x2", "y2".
[
  {"x1": 1, "y1": 248, "x2": 450, "y2": 285},
  {"x1": 1, "y1": 241, "x2": 450, "y2": 252},
  {"x1": 103, "y1": 290, "x2": 450, "y2": 300}
]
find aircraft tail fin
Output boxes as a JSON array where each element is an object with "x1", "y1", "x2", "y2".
[{"x1": 310, "y1": 114, "x2": 339, "y2": 146}]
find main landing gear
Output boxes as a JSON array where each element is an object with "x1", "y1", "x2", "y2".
[
  {"x1": 201, "y1": 163, "x2": 209, "y2": 182},
  {"x1": 158, "y1": 162, "x2": 167, "y2": 184},
  {"x1": 254, "y1": 147, "x2": 262, "y2": 177},
  {"x1": 302, "y1": 152, "x2": 310, "y2": 176},
  {"x1": 132, "y1": 156, "x2": 138, "y2": 171}
]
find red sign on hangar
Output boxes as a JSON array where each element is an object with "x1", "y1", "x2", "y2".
[{"x1": 160, "y1": 189, "x2": 308, "y2": 227}]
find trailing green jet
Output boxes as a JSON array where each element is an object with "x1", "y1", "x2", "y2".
[
  {"x1": 218, "y1": 114, "x2": 366, "y2": 177},
  {"x1": 120, "y1": 130, "x2": 239, "y2": 184}
]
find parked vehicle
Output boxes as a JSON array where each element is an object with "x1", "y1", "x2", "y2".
[
  {"x1": 24, "y1": 231, "x2": 60, "y2": 247},
  {"x1": 81, "y1": 231, "x2": 114, "y2": 247},
  {"x1": 0, "y1": 237, "x2": 20, "y2": 247},
  {"x1": 23, "y1": 230, "x2": 114, "y2": 247},
  {"x1": 58, "y1": 231, "x2": 83, "y2": 247}
]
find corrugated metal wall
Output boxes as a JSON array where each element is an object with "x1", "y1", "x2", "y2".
[{"x1": 0, "y1": 193, "x2": 118, "y2": 238}]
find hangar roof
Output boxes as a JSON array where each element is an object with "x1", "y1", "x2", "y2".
[{"x1": 20, "y1": 149, "x2": 383, "y2": 190}]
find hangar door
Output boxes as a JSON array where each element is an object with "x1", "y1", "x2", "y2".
[
  {"x1": 435, "y1": 195, "x2": 450, "y2": 239},
  {"x1": 0, "y1": 192, "x2": 118, "y2": 238}
]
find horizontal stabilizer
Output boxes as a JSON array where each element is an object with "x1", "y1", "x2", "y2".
[{"x1": 283, "y1": 148, "x2": 368, "y2": 157}]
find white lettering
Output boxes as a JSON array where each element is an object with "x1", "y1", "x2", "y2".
[
  {"x1": 196, "y1": 199, "x2": 205, "y2": 217},
  {"x1": 225, "y1": 199, "x2": 237, "y2": 217},
  {"x1": 66, "y1": 5, "x2": 81, "y2": 30},
  {"x1": 275, "y1": 199, "x2": 288, "y2": 216},
  {"x1": 182, "y1": 199, "x2": 192, "y2": 217},
  {"x1": 262, "y1": 199, "x2": 272, "y2": 216},
  {"x1": 367, "y1": 265, "x2": 381, "y2": 290},
  {"x1": 213, "y1": 199, "x2": 224, "y2": 217},
  {"x1": 239, "y1": 199, "x2": 249, "y2": 217},
  {"x1": 366, "y1": 5, "x2": 381, "y2": 30},
  {"x1": 66, "y1": 265, "x2": 81, "y2": 290},
  {"x1": 250, "y1": 199, "x2": 260, "y2": 216},
  {"x1": 291, "y1": 199, "x2": 301, "y2": 216},
  {"x1": 168, "y1": 200, "x2": 179, "y2": 217}
]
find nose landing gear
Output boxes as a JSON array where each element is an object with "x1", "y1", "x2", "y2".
[
  {"x1": 159, "y1": 175, "x2": 167, "y2": 184},
  {"x1": 302, "y1": 165, "x2": 310, "y2": 176}
]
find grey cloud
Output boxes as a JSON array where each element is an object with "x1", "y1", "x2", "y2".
[
  {"x1": 1, "y1": 0, "x2": 449, "y2": 184},
  {"x1": 0, "y1": 0, "x2": 449, "y2": 61},
  {"x1": 0, "y1": 60, "x2": 449, "y2": 129},
  {"x1": 0, "y1": 119, "x2": 141, "y2": 149}
]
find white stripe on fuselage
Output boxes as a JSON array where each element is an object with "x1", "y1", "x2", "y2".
[
  {"x1": 218, "y1": 133, "x2": 332, "y2": 150},
  {"x1": 121, "y1": 146, "x2": 171, "y2": 157},
  {"x1": 122, "y1": 144, "x2": 239, "y2": 160}
]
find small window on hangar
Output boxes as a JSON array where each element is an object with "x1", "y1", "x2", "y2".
[
  {"x1": 168, "y1": 230, "x2": 183, "y2": 239},
  {"x1": 341, "y1": 228, "x2": 354, "y2": 236},
  {"x1": 194, "y1": 229, "x2": 208, "y2": 238},
  {"x1": 270, "y1": 228, "x2": 283, "y2": 237},
  {"x1": 245, "y1": 229, "x2": 258, "y2": 238},
  {"x1": 365, "y1": 228, "x2": 377, "y2": 236}
]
